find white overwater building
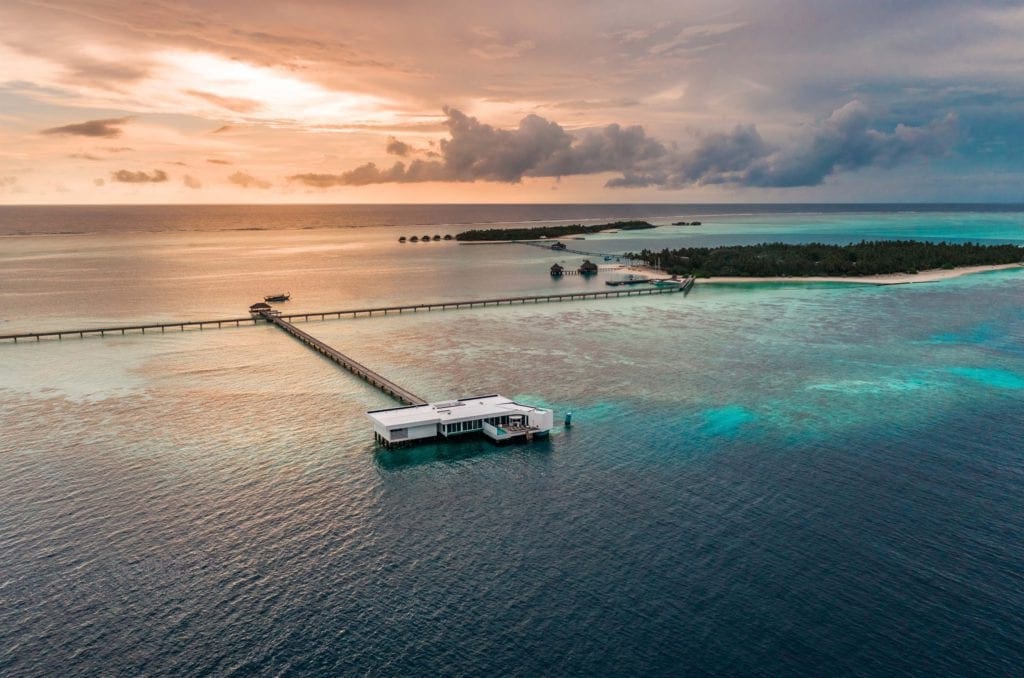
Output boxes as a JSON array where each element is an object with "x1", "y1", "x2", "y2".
[{"x1": 367, "y1": 395, "x2": 554, "y2": 447}]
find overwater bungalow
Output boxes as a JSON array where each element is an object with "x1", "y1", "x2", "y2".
[
  {"x1": 399, "y1": 236, "x2": 407, "y2": 242},
  {"x1": 550, "y1": 263, "x2": 564, "y2": 277},
  {"x1": 368, "y1": 395, "x2": 553, "y2": 447},
  {"x1": 578, "y1": 260, "x2": 598, "y2": 275}
]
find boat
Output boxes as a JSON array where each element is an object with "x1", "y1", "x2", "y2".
[
  {"x1": 264, "y1": 293, "x2": 290, "y2": 302},
  {"x1": 605, "y1": 273, "x2": 649, "y2": 286},
  {"x1": 551, "y1": 242, "x2": 567, "y2": 250}
]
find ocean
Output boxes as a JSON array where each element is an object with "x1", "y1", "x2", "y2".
[{"x1": 1, "y1": 204, "x2": 1023, "y2": 675}]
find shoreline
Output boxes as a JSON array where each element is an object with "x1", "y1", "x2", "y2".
[{"x1": 620, "y1": 263, "x2": 1024, "y2": 286}]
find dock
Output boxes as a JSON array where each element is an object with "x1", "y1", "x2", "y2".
[
  {"x1": 0, "y1": 285, "x2": 685, "y2": 342},
  {"x1": 260, "y1": 311, "x2": 426, "y2": 406}
]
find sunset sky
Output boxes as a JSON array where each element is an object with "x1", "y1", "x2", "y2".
[{"x1": 1, "y1": 0, "x2": 1022, "y2": 204}]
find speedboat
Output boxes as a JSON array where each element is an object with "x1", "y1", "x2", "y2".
[{"x1": 264, "y1": 293, "x2": 290, "y2": 302}]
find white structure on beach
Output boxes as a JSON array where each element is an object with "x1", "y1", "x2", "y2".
[{"x1": 367, "y1": 395, "x2": 554, "y2": 447}]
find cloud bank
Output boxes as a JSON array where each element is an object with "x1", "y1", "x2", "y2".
[{"x1": 291, "y1": 103, "x2": 957, "y2": 189}]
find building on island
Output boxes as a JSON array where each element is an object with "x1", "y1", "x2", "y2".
[{"x1": 367, "y1": 395, "x2": 554, "y2": 447}]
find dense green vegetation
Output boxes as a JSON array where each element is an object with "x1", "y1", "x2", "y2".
[
  {"x1": 626, "y1": 240, "x2": 1024, "y2": 277},
  {"x1": 455, "y1": 220, "x2": 656, "y2": 241}
]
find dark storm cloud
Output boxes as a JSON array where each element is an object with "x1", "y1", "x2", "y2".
[
  {"x1": 438, "y1": 106, "x2": 572, "y2": 182},
  {"x1": 291, "y1": 106, "x2": 574, "y2": 186},
  {"x1": 606, "y1": 124, "x2": 774, "y2": 188},
  {"x1": 291, "y1": 103, "x2": 957, "y2": 188},
  {"x1": 635, "y1": 101, "x2": 959, "y2": 188},
  {"x1": 292, "y1": 107, "x2": 659, "y2": 186},
  {"x1": 532, "y1": 123, "x2": 668, "y2": 176},
  {"x1": 42, "y1": 117, "x2": 132, "y2": 138},
  {"x1": 111, "y1": 169, "x2": 168, "y2": 183}
]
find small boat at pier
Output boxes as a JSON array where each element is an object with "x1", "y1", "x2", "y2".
[{"x1": 264, "y1": 292, "x2": 290, "y2": 302}]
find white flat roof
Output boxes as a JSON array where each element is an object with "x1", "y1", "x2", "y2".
[{"x1": 367, "y1": 394, "x2": 548, "y2": 429}]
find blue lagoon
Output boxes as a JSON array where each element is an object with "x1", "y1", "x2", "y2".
[{"x1": 1, "y1": 205, "x2": 1023, "y2": 675}]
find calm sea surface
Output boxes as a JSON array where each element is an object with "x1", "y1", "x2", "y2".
[{"x1": 1, "y1": 205, "x2": 1023, "y2": 675}]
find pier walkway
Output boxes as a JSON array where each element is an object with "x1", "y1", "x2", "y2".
[
  {"x1": 262, "y1": 311, "x2": 426, "y2": 406},
  {"x1": 0, "y1": 316, "x2": 257, "y2": 342},
  {"x1": 515, "y1": 240, "x2": 634, "y2": 262},
  {"x1": 0, "y1": 285, "x2": 684, "y2": 343}
]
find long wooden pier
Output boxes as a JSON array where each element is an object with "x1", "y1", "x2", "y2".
[
  {"x1": 272, "y1": 285, "x2": 682, "y2": 322},
  {"x1": 263, "y1": 312, "x2": 426, "y2": 406},
  {"x1": 0, "y1": 317, "x2": 258, "y2": 342},
  {"x1": 0, "y1": 285, "x2": 684, "y2": 343}
]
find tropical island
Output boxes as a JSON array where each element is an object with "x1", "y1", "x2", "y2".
[
  {"x1": 455, "y1": 220, "x2": 656, "y2": 241},
  {"x1": 626, "y1": 240, "x2": 1024, "y2": 278}
]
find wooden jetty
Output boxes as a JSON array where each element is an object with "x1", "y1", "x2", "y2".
[
  {"x1": 273, "y1": 286, "x2": 683, "y2": 323},
  {"x1": 261, "y1": 311, "x2": 426, "y2": 406},
  {"x1": 0, "y1": 317, "x2": 258, "y2": 342},
  {"x1": 0, "y1": 285, "x2": 685, "y2": 343},
  {"x1": 515, "y1": 240, "x2": 633, "y2": 262}
]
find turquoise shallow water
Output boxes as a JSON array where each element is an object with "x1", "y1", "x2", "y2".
[{"x1": 1, "y1": 206, "x2": 1023, "y2": 675}]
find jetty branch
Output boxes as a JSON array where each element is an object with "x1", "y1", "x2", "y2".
[{"x1": 252, "y1": 307, "x2": 554, "y2": 448}]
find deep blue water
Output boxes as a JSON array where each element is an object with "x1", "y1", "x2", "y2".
[{"x1": 1, "y1": 205, "x2": 1023, "y2": 675}]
